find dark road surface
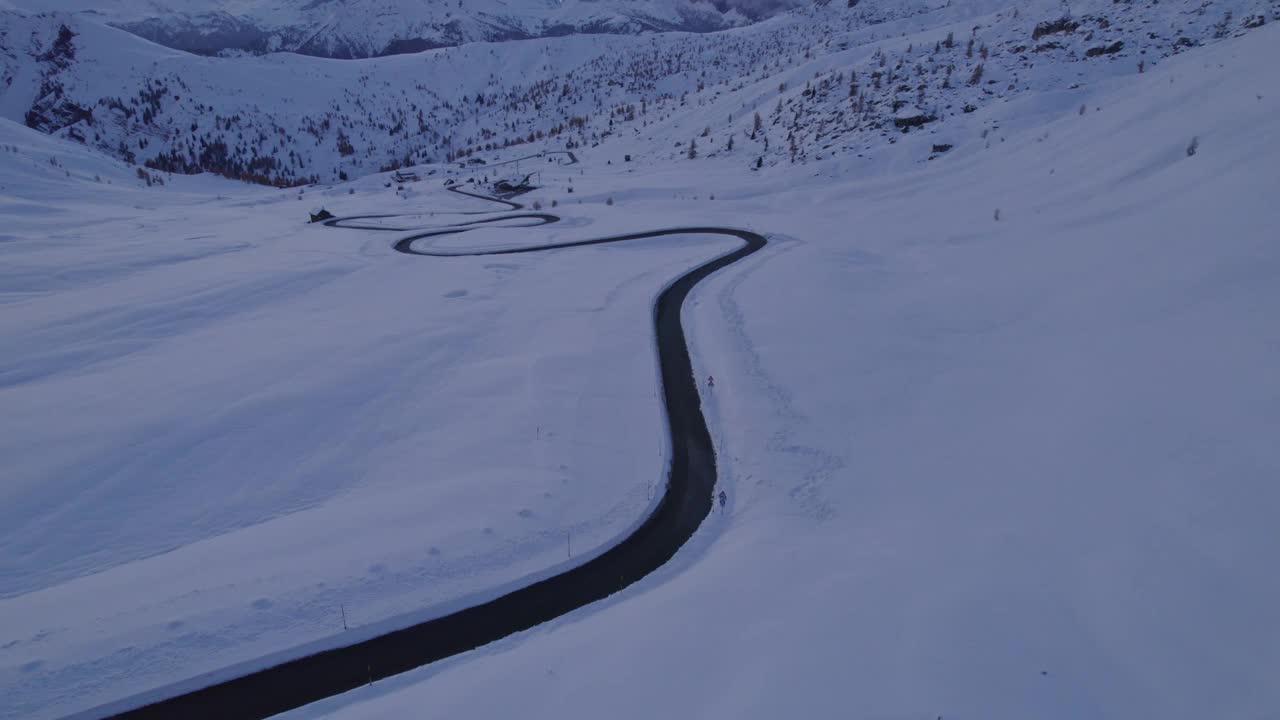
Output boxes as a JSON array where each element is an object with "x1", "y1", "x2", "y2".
[{"x1": 99, "y1": 187, "x2": 765, "y2": 720}]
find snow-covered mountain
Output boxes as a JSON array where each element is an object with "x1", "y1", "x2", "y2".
[
  {"x1": 2, "y1": 0, "x2": 1280, "y2": 715},
  {"x1": 3, "y1": 17, "x2": 1279, "y2": 720},
  {"x1": 3, "y1": 0, "x2": 761, "y2": 58},
  {"x1": 2, "y1": 0, "x2": 1271, "y2": 187}
]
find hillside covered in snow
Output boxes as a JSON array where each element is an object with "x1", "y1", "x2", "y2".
[
  {"x1": 1, "y1": 1, "x2": 1278, "y2": 719},
  {"x1": 2, "y1": 0, "x2": 757, "y2": 58},
  {"x1": 2, "y1": 0, "x2": 1273, "y2": 188}
]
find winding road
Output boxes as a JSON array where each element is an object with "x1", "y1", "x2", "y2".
[{"x1": 101, "y1": 187, "x2": 765, "y2": 720}]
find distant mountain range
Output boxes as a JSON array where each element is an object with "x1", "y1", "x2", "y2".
[
  {"x1": 5, "y1": 0, "x2": 1264, "y2": 189},
  {"x1": 3, "y1": 0, "x2": 764, "y2": 58}
]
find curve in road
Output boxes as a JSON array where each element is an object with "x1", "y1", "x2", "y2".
[
  {"x1": 333, "y1": 186, "x2": 526, "y2": 227},
  {"x1": 453, "y1": 149, "x2": 579, "y2": 171},
  {"x1": 101, "y1": 189, "x2": 765, "y2": 720}
]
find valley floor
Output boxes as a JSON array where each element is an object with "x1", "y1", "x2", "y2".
[{"x1": 1, "y1": 22, "x2": 1278, "y2": 720}]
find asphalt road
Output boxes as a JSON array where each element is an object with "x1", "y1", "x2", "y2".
[{"x1": 97, "y1": 188, "x2": 765, "y2": 720}]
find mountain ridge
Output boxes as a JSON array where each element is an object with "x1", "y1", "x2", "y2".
[
  {"x1": 3, "y1": 0, "x2": 767, "y2": 58},
  {"x1": 1, "y1": 0, "x2": 1271, "y2": 188}
]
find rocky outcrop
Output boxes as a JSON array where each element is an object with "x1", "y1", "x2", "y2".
[
  {"x1": 1032, "y1": 17, "x2": 1081, "y2": 40},
  {"x1": 24, "y1": 25, "x2": 95, "y2": 135}
]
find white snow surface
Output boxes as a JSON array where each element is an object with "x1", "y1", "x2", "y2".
[
  {"x1": 0, "y1": 14, "x2": 1277, "y2": 720},
  {"x1": 288, "y1": 23, "x2": 1279, "y2": 720},
  {"x1": 0, "y1": 119, "x2": 719, "y2": 717}
]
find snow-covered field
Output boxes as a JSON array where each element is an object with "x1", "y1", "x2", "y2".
[
  {"x1": 1, "y1": 9, "x2": 1278, "y2": 720},
  {"x1": 280, "y1": 26, "x2": 1280, "y2": 719},
  {"x1": 1, "y1": 118, "x2": 740, "y2": 717}
]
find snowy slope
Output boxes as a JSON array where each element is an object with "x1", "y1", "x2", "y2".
[
  {"x1": 4, "y1": 0, "x2": 752, "y2": 58},
  {"x1": 0, "y1": 119, "x2": 713, "y2": 719},
  {"x1": 0, "y1": 5, "x2": 1278, "y2": 720},
  {"x1": 276, "y1": 23, "x2": 1280, "y2": 720},
  {"x1": 2, "y1": 0, "x2": 1271, "y2": 188}
]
